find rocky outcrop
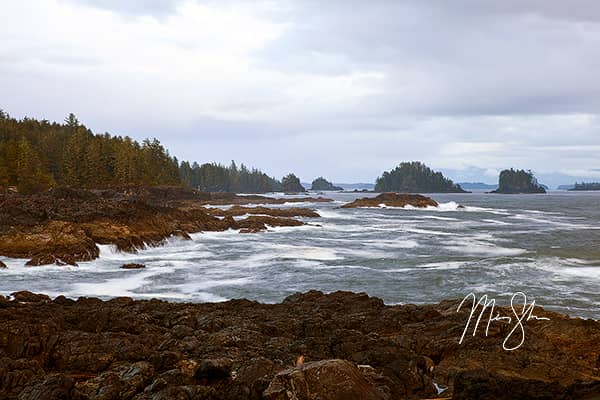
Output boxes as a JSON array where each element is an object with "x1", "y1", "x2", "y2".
[
  {"x1": 281, "y1": 174, "x2": 306, "y2": 193},
  {"x1": 310, "y1": 177, "x2": 343, "y2": 191},
  {"x1": 492, "y1": 169, "x2": 546, "y2": 194},
  {"x1": 121, "y1": 263, "x2": 146, "y2": 269},
  {"x1": 341, "y1": 193, "x2": 439, "y2": 208},
  {"x1": 0, "y1": 187, "x2": 322, "y2": 266},
  {"x1": 0, "y1": 290, "x2": 598, "y2": 400}
]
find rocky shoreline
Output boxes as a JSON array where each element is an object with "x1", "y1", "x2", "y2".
[
  {"x1": 0, "y1": 187, "x2": 329, "y2": 266},
  {"x1": 0, "y1": 290, "x2": 598, "y2": 400}
]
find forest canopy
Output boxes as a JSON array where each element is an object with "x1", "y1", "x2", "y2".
[
  {"x1": 492, "y1": 169, "x2": 546, "y2": 194},
  {"x1": 0, "y1": 111, "x2": 281, "y2": 194},
  {"x1": 374, "y1": 161, "x2": 466, "y2": 193}
]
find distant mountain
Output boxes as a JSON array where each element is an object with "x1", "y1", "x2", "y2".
[
  {"x1": 457, "y1": 182, "x2": 498, "y2": 190},
  {"x1": 375, "y1": 161, "x2": 467, "y2": 193},
  {"x1": 335, "y1": 183, "x2": 376, "y2": 191},
  {"x1": 569, "y1": 182, "x2": 600, "y2": 191},
  {"x1": 557, "y1": 184, "x2": 575, "y2": 190}
]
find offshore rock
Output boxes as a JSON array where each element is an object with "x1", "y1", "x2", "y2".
[{"x1": 341, "y1": 193, "x2": 439, "y2": 208}]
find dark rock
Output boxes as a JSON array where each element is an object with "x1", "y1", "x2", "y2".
[
  {"x1": 263, "y1": 359, "x2": 389, "y2": 400},
  {"x1": 0, "y1": 187, "x2": 320, "y2": 265},
  {"x1": 11, "y1": 291, "x2": 51, "y2": 303},
  {"x1": 195, "y1": 358, "x2": 233, "y2": 380},
  {"x1": 17, "y1": 374, "x2": 74, "y2": 400},
  {"x1": 120, "y1": 263, "x2": 146, "y2": 270},
  {"x1": 341, "y1": 193, "x2": 439, "y2": 208},
  {"x1": 0, "y1": 291, "x2": 597, "y2": 400},
  {"x1": 0, "y1": 260, "x2": 7, "y2": 268}
]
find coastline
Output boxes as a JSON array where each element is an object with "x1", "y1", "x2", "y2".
[{"x1": 1, "y1": 290, "x2": 599, "y2": 399}]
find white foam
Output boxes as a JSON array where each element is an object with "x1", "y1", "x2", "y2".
[
  {"x1": 444, "y1": 240, "x2": 527, "y2": 257},
  {"x1": 263, "y1": 244, "x2": 341, "y2": 260}
]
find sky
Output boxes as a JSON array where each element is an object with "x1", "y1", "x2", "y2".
[{"x1": 1, "y1": 0, "x2": 600, "y2": 187}]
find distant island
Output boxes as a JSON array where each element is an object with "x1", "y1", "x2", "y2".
[
  {"x1": 492, "y1": 169, "x2": 546, "y2": 194},
  {"x1": 281, "y1": 173, "x2": 306, "y2": 193},
  {"x1": 310, "y1": 177, "x2": 342, "y2": 191},
  {"x1": 557, "y1": 184, "x2": 575, "y2": 190},
  {"x1": 569, "y1": 182, "x2": 600, "y2": 191},
  {"x1": 458, "y1": 182, "x2": 498, "y2": 190},
  {"x1": 375, "y1": 161, "x2": 467, "y2": 193}
]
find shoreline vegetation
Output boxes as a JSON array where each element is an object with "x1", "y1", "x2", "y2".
[
  {"x1": 1, "y1": 112, "x2": 556, "y2": 196},
  {"x1": 0, "y1": 290, "x2": 598, "y2": 400}
]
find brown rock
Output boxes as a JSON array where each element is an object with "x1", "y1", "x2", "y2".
[
  {"x1": 0, "y1": 187, "x2": 315, "y2": 265},
  {"x1": 0, "y1": 260, "x2": 6, "y2": 268},
  {"x1": 263, "y1": 359, "x2": 389, "y2": 400},
  {"x1": 10, "y1": 291, "x2": 51, "y2": 303},
  {"x1": 341, "y1": 192, "x2": 439, "y2": 208},
  {"x1": 120, "y1": 263, "x2": 146, "y2": 269},
  {"x1": 0, "y1": 291, "x2": 598, "y2": 399}
]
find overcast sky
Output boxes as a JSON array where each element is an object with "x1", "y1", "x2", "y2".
[{"x1": 2, "y1": 0, "x2": 600, "y2": 186}]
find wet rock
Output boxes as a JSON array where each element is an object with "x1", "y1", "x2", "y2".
[
  {"x1": 0, "y1": 291, "x2": 598, "y2": 399},
  {"x1": 72, "y1": 362, "x2": 154, "y2": 400},
  {"x1": 263, "y1": 359, "x2": 389, "y2": 400},
  {"x1": 0, "y1": 260, "x2": 7, "y2": 268},
  {"x1": 11, "y1": 291, "x2": 51, "y2": 303},
  {"x1": 0, "y1": 187, "x2": 314, "y2": 265},
  {"x1": 17, "y1": 374, "x2": 74, "y2": 400},
  {"x1": 120, "y1": 263, "x2": 146, "y2": 270},
  {"x1": 341, "y1": 193, "x2": 439, "y2": 208},
  {"x1": 195, "y1": 358, "x2": 233, "y2": 380}
]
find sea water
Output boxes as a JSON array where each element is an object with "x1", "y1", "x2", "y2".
[{"x1": 1, "y1": 191, "x2": 599, "y2": 319}]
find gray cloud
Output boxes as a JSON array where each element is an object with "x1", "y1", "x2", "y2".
[
  {"x1": 2, "y1": 0, "x2": 600, "y2": 184},
  {"x1": 66, "y1": 0, "x2": 181, "y2": 17}
]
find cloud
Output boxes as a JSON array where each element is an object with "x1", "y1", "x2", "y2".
[{"x1": 1, "y1": 0, "x2": 600, "y2": 183}]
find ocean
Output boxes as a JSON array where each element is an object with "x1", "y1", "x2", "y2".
[{"x1": 1, "y1": 191, "x2": 599, "y2": 319}]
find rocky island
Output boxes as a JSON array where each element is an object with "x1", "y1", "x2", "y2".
[
  {"x1": 374, "y1": 162, "x2": 466, "y2": 193},
  {"x1": 281, "y1": 174, "x2": 306, "y2": 194},
  {"x1": 0, "y1": 186, "x2": 329, "y2": 266},
  {"x1": 569, "y1": 182, "x2": 600, "y2": 191},
  {"x1": 0, "y1": 290, "x2": 598, "y2": 400},
  {"x1": 341, "y1": 192, "x2": 439, "y2": 208},
  {"x1": 491, "y1": 169, "x2": 547, "y2": 194},
  {"x1": 310, "y1": 177, "x2": 343, "y2": 191}
]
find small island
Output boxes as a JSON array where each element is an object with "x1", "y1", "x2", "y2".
[
  {"x1": 281, "y1": 173, "x2": 306, "y2": 193},
  {"x1": 492, "y1": 169, "x2": 546, "y2": 194},
  {"x1": 374, "y1": 161, "x2": 466, "y2": 193},
  {"x1": 569, "y1": 182, "x2": 600, "y2": 191},
  {"x1": 341, "y1": 192, "x2": 439, "y2": 208},
  {"x1": 310, "y1": 177, "x2": 342, "y2": 191}
]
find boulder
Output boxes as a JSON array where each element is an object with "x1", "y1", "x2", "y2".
[
  {"x1": 0, "y1": 260, "x2": 6, "y2": 268},
  {"x1": 263, "y1": 359, "x2": 389, "y2": 400},
  {"x1": 10, "y1": 291, "x2": 51, "y2": 303},
  {"x1": 120, "y1": 263, "x2": 146, "y2": 270}
]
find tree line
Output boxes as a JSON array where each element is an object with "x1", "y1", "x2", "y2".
[
  {"x1": 0, "y1": 111, "x2": 180, "y2": 193},
  {"x1": 0, "y1": 111, "x2": 284, "y2": 194},
  {"x1": 179, "y1": 161, "x2": 281, "y2": 193}
]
